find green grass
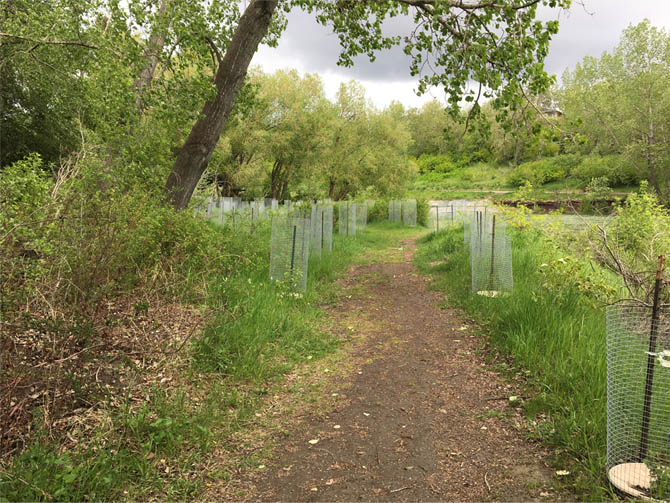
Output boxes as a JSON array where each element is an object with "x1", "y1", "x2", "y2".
[
  {"x1": 415, "y1": 225, "x2": 616, "y2": 501},
  {"x1": 2, "y1": 219, "x2": 421, "y2": 501}
]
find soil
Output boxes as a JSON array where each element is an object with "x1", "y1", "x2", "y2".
[{"x1": 237, "y1": 237, "x2": 563, "y2": 502}]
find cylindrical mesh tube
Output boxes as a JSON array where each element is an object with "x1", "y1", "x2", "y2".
[
  {"x1": 270, "y1": 216, "x2": 311, "y2": 293},
  {"x1": 388, "y1": 200, "x2": 402, "y2": 222},
  {"x1": 607, "y1": 304, "x2": 670, "y2": 500},
  {"x1": 318, "y1": 205, "x2": 333, "y2": 252},
  {"x1": 470, "y1": 217, "x2": 512, "y2": 294},
  {"x1": 338, "y1": 202, "x2": 357, "y2": 236},
  {"x1": 402, "y1": 199, "x2": 417, "y2": 226},
  {"x1": 355, "y1": 203, "x2": 367, "y2": 231}
]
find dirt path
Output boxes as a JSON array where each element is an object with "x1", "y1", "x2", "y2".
[{"x1": 242, "y1": 237, "x2": 559, "y2": 502}]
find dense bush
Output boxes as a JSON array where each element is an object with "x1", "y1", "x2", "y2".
[
  {"x1": 416, "y1": 153, "x2": 471, "y2": 174},
  {"x1": 0, "y1": 152, "x2": 231, "y2": 319},
  {"x1": 571, "y1": 155, "x2": 642, "y2": 186},
  {"x1": 508, "y1": 154, "x2": 582, "y2": 186}
]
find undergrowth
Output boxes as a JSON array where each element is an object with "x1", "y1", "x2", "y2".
[
  {"x1": 416, "y1": 225, "x2": 617, "y2": 501},
  {"x1": 1, "y1": 150, "x2": 421, "y2": 500}
]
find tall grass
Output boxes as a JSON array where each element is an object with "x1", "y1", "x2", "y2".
[
  {"x1": 2, "y1": 219, "x2": 414, "y2": 501},
  {"x1": 416, "y1": 226, "x2": 613, "y2": 501}
]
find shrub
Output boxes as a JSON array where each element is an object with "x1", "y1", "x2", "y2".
[
  {"x1": 572, "y1": 155, "x2": 642, "y2": 186},
  {"x1": 508, "y1": 154, "x2": 582, "y2": 187}
]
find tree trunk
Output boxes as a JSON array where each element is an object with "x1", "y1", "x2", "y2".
[
  {"x1": 270, "y1": 160, "x2": 283, "y2": 199},
  {"x1": 133, "y1": 0, "x2": 173, "y2": 111},
  {"x1": 165, "y1": 0, "x2": 278, "y2": 209},
  {"x1": 328, "y1": 178, "x2": 335, "y2": 200}
]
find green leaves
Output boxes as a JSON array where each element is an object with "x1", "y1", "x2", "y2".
[
  {"x1": 295, "y1": 0, "x2": 569, "y2": 114},
  {"x1": 560, "y1": 20, "x2": 670, "y2": 202}
]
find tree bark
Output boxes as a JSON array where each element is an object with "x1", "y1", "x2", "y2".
[
  {"x1": 328, "y1": 178, "x2": 335, "y2": 200},
  {"x1": 165, "y1": 0, "x2": 279, "y2": 209},
  {"x1": 133, "y1": 0, "x2": 173, "y2": 111}
]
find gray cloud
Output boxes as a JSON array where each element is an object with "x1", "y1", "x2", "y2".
[
  {"x1": 542, "y1": 0, "x2": 670, "y2": 77},
  {"x1": 275, "y1": 8, "x2": 417, "y2": 82},
  {"x1": 253, "y1": 0, "x2": 670, "y2": 106}
]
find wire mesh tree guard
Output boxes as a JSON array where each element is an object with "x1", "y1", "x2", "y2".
[
  {"x1": 338, "y1": 201, "x2": 357, "y2": 236},
  {"x1": 355, "y1": 202, "x2": 368, "y2": 232},
  {"x1": 388, "y1": 200, "x2": 402, "y2": 222},
  {"x1": 402, "y1": 199, "x2": 417, "y2": 226},
  {"x1": 607, "y1": 257, "x2": 670, "y2": 501},
  {"x1": 270, "y1": 215, "x2": 310, "y2": 293},
  {"x1": 309, "y1": 204, "x2": 334, "y2": 257},
  {"x1": 470, "y1": 214, "x2": 513, "y2": 297}
]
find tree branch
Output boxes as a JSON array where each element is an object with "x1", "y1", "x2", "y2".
[{"x1": 0, "y1": 32, "x2": 99, "y2": 49}]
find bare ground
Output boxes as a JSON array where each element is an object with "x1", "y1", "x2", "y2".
[{"x1": 227, "y1": 237, "x2": 563, "y2": 502}]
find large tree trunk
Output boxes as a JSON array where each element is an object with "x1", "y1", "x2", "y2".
[{"x1": 165, "y1": 0, "x2": 278, "y2": 209}]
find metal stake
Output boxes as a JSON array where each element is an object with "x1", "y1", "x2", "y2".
[
  {"x1": 290, "y1": 224, "x2": 297, "y2": 273},
  {"x1": 640, "y1": 254, "x2": 665, "y2": 461},
  {"x1": 489, "y1": 215, "x2": 496, "y2": 291}
]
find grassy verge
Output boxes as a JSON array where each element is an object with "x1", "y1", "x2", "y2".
[
  {"x1": 1, "y1": 220, "x2": 419, "y2": 501},
  {"x1": 415, "y1": 225, "x2": 616, "y2": 501}
]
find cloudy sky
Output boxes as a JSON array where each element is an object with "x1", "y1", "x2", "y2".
[{"x1": 251, "y1": 0, "x2": 670, "y2": 109}]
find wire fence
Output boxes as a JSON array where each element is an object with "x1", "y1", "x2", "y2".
[{"x1": 607, "y1": 303, "x2": 670, "y2": 501}]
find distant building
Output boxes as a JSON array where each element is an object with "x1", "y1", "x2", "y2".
[{"x1": 542, "y1": 106, "x2": 563, "y2": 118}]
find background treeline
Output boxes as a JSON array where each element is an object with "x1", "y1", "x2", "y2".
[{"x1": 409, "y1": 20, "x2": 670, "y2": 203}]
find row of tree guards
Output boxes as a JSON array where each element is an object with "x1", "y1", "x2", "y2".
[
  {"x1": 429, "y1": 204, "x2": 478, "y2": 232},
  {"x1": 196, "y1": 197, "x2": 418, "y2": 293},
  {"x1": 433, "y1": 207, "x2": 670, "y2": 499}
]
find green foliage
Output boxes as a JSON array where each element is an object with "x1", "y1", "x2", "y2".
[
  {"x1": 416, "y1": 153, "x2": 460, "y2": 174},
  {"x1": 537, "y1": 256, "x2": 616, "y2": 306},
  {"x1": 560, "y1": 20, "x2": 670, "y2": 202},
  {"x1": 508, "y1": 154, "x2": 581, "y2": 187},
  {"x1": 571, "y1": 155, "x2": 642, "y2": 186},
  {"x1": 415, "y1": 197, "x2": 429, "y2": 227},
  {"x1": 416, "y1": 226, "x2": 622, "y2": 500},
  {"x1": 607, "y1": 182, "x2": 670, "y2": 272}
]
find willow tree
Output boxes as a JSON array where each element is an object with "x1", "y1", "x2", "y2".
[{"x1": 165, "y1": 0, "x2": 570, "y2": 209}]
